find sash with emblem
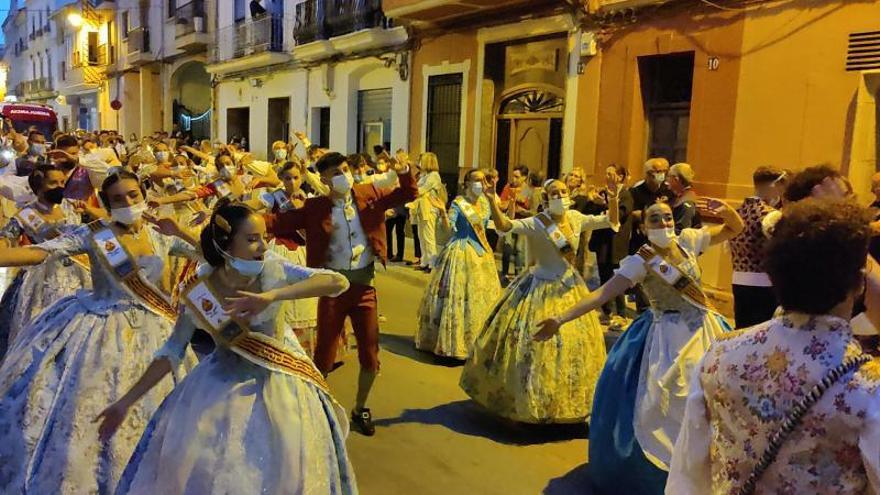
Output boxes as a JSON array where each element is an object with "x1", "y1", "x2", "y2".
[
  {"x1": 534, "y1": 212, "x2": 578, "y2": 267},
  {"x1": 87, "y1": 221, "x2": 177, "y2": 321},
  {"x1": 453, "y1": 197, "x2": 492, "y2": 252},
  {"x1": 18, "y1": 206, "x2": 90, "y2": 270},
  {"x1": 181, "y1": 275, "x2": 333, "y2": 394},
  {"x1": 636, "y1": 244, "x2": 716, "y2": 312},
  {"x1": 212, "y1": 179, "x2": 233, "y2": 199}
]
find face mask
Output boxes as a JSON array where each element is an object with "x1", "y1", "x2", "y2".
[
  {"x1": 44, "y1": 187, "x2": 65, "y2": 205},
  {"x1": 353, "y1": 174, "x2": 364, "y2": 184},
  {"x1": 226, "y1": 255, "x2": 264, "y2": 277},
  {"x1": 469, "y1": 182, "x2": 483, "y2": 196},
  {"x1": 274, "y1": 149, "x2": 287, "y2": 161},
  {"x1": 219, "y1": 167, "x2": 233, "y2": 180},
  {"x1": 647, "y1": 227, "x2": 677, "y2": 248},
  {"x1": 214, "y1": 239, "x2": 264, "y2": 277},
  {"x1": 653, "y1": 173, "x2": 666, "y2": 184},
  {"x1": 155, "y1": 151, "x2": 169, "y2": 162},
  {"x1": 30, "y1": 143, "x2": 45, "y2": 156},
  {"x1": 110, "y1": 201, "x2": 148, "y2": 225},
  {"x1": 332, "y1": 172, "x2": 354, "y2": 195},
  {"x1": 547, "y1": 197, "x2": 570, "y2": 215}
]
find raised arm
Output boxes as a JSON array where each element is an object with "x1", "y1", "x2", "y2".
[
  {"x1": 374, "y1": 163, "x2": 418, "y2": 211},
  {"x1": 0, "y1": 246, "x2": 50, "y2": 267},
  {"x1": 702, "y1": 199, "x2": 745, "y2": 246},
  {"x1": 535, "y1": 274, "x2": 632, "y2": 340},
  {"x1": 485, "y1": 189, "x2": 513, "y2": 233},
  {"x1": 264, "y1": 201, "x2": 310, "y2": 242}
]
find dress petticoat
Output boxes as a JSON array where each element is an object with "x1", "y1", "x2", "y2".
[
  {"x1": 0, "y1": 223, "x2": 198, "y2": 494},
  {"x1": 459, "y1": 266, "x2": 606, "y2": 423},
  {"x1": 415, "y1": 236, "x2": 501, "y2": 359},
  {"x1": 117, "y1": 256, "x2": 356, "y2": 495}
]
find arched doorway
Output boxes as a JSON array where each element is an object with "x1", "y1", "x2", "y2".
[
  {"x1": 493, "y1": 85, "x2": 564, "y2": 185},
  {"x1": 170, "y1": 61, "x2": 211, "y2": 141}
]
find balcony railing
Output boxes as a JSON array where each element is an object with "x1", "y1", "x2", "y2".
[
  {"x1": 16, "y1": 78, "x2": 54, "y2": 98},
  {"x1": 176, "y1": 0, "x2": 207, "y2": 37},
  {"x1": 73, "y1": 43, "x2": 108, "y2": 67},
  {"x1": 127, "y1": 26, "x2": 150, "y2": 55},
  {"x1": 209, "y1": 14, "x2": 287, "y2": 64},
  {"x1": 294, "y1": 0, "x2": 389, "y2": 45}
]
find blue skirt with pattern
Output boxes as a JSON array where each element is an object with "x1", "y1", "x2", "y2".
[{"x1": 587, "y1": 311, "x2": 668, "y2": 494}]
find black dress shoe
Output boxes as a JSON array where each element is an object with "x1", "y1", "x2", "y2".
[
  {"x1": 351, "y1": 408, "x2": 376, "y2": 436},
  {"x1": 391, "y1": 256, "x2": 404, "y2": 263}
]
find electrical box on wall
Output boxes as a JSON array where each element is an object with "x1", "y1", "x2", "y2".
[{"x1": 580, "y1": 31, "x2": 598, "y2": 57}]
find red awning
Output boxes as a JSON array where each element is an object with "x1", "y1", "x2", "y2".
[{"x1": 1, "y1": 105, "x2": 56, "y2": 122}]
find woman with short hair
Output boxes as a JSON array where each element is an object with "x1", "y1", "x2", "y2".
[{"x1": 668, "y1": 198, "x2": 880, "y2": 494}]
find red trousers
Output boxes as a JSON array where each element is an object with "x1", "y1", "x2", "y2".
[{"x1": 314, "y1": 283, "x2": 380, "y2": 374}]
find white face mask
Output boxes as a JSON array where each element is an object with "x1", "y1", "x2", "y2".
[
  {"x1": 274, "y1": 149, "x2": 287, "y2": 161},
  {"x1": 469, "y1": 182, "x2": 483, "y2": 196},
  {"x1": 652, "y1": 172, "x2": 666, "y2": 184},
  {"x1": 547, "y1": 196, "x2": 571, "y2": 216},
  {"x1": 155, "y1": 151, "x2": 169, "y2": 162},
  {"x1": 110, "y1": 202, "x2": 148, "y2": 225},
  {"x1": 331, "y1": 172, "x2": 354, "y2": 195},
  {"x1": 647, "y1": 227, "x2": 677, "y2": 248}
]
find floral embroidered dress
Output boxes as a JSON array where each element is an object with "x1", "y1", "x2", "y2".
[
  {"x1": 460, "y1": 209, "x2": 615, "y2": 423},
  {"x1": 0, "y1": 200, "x2": 91, "y2": 359},
  {"x1": 0, "y1": 221, "x2": 198, "y2": 494},
  {"x1": 117, "y1": 254, "x2": 357, "y2": 495},
  {"x1": 415, "y1": 195, "x2": 501, "y2": 359},
  {"x1": 667, "y1": 313, "x2": 880, "y2": 494},
  {"x1": 587, "y1": 227, "x2": 732, "y2": 494}
]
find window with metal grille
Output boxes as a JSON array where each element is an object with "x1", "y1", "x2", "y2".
[
  {"x1": 426, "y1": 73, "x2": 463, "y2": 195},
  {"x1": 639, "y1": 52, "x2": 694, "y2": 164}
]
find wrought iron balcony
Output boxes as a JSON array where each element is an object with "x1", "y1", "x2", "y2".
[
  {"x1": 209, "y1": 14, "x2": 287, "y2": 64},
  {"x1": 19, "y1": 78, "x2": 54, "y2": 100},
  {"x1": 294, "y1": 0, "x2": 389, "y2": 46},
  {"x1": 175, "y1": 0, "x2": 207, "y2": 38}
]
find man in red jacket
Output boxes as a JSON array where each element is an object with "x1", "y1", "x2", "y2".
[{"x1": 266, "y1": 151, "x2": 418, "y2": 435}]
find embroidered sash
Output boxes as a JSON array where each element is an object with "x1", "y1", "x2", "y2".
[
  {"x1": 87, "y1": 221, "x2": 177, "y2": 321},
  {"x1": 636, "y1": 244, "x2": 716, "y2": 312},
  {"x1": 453, "y1": 197, "x2": 491, "y2": 252},
  {"x1": 534, "y1": 212, "x2": 578, "y2": 267},
  {"x1": 212, "y1": 179, "x2": 233, "y2": 199},
  {"x1": 17, "y1": 207, "x2": 90, "y2": 270},
  {"x1": 181, "y1": 276, "x2": 332, "y2": 394}
]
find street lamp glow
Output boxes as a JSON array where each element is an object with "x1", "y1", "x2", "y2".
[{"x1": 67, "y1": 13, "x2": 83, "y2": 28}]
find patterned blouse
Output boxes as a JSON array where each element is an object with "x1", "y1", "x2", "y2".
[
  {"x1": 667, "y1": 313, "x2": 880, "y2": 494},
  {"x1": 729, "y1": 197, "x2": 776, "y2": 285}
]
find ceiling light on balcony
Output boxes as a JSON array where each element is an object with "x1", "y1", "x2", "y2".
[{"x1": 67, "y1": 13, "x2": 83, "y2": 28}]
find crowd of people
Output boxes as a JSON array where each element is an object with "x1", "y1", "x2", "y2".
[{"x1": 0, "y1": 116, "x2": 877, "y2": 494}]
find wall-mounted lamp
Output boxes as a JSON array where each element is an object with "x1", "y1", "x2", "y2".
[{"x1": 67, "y1": 13, "x2": 83, "y2": 28}]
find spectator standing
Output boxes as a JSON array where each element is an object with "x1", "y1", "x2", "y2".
[
  {"x1": 629, "y1": 158, "x2": 672, "y2": 253},
  {"x1": 666, "y1": 162, "x2": 702, "y2": 233},
  {"x1": 498, "y1": 165, "x2": 532, "y2": 282},
  {"x1": 590, "y1": 165, "x2": 634, "y2": 323},
  {"x1": 729, "y1": 166, "x2": 784, "y2": 329}
]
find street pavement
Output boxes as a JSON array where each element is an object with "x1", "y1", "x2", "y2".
[{"x1": 326, "y1": 262, "x2": 593, "y2": 495}]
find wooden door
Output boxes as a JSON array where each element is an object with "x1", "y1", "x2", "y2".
[{"x1": 510, "y1": 118, "x2": 550, "y2": 177}]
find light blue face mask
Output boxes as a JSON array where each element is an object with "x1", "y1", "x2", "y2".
[{"x1": 213, "y1": 239, "x2": 264, "y2": 277}]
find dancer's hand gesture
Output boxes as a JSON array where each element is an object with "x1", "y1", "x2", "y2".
[
  {"x1": 95, "y1": 401, "x2": 129, "y2": 442},
  {"x1": 534, "y1": 317, "x2": 562, "y2": 341},
  {"x1": 225, "y1": 290, "x2": 273, "y2": 319}
]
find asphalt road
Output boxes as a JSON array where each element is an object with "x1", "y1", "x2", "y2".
[{"x1": 325, "y1": 262, "x2": 592, "y2": 495}]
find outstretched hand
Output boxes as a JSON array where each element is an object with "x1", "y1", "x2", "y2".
[
  {"x1": 224, "y1": 290, "x2": 274, "y2": 319},
  {"x1": 143, "y1": 212, "x2": 182, "y2": 237}
]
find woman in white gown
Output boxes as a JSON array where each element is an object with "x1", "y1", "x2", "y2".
[
  {"x1": 98, "y1": 202, "x2": 357, "y2": 494},
  {"x1": 460, "y1": 176, "x2": 618, "y2": 423},
  {"x1": 251, "y1": 161, "x2": 319, "y2": 356},
  {"x1": 0, "y1": 170, "x2": 199, "y2": 494},
  {"x1": 0, "y1": 165, "x2": 91, "y2": 357}
]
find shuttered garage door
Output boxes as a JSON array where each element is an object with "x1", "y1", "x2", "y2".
[{"x1": 357, "y1": 88, "x2": 392, "y2": 153}]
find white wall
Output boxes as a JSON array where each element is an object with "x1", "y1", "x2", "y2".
[{"x1": 215, "y1": 57, "x2": 410, "y2": 159}]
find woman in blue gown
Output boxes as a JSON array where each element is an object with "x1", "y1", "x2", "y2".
[{"x1": 536, "y1": 200, "x2": 743, "y2": 493}]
